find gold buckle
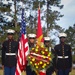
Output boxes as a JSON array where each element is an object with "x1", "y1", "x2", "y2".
[{"x1": 63, "y1": 56, "x2": 65, "y2": 58}]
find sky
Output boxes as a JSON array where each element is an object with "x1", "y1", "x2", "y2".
[
  {"x1": 56, "y1": 0, "x2": 75, "y2": 29},
  {"x1": 50, "y1": 0, "x2": 75, "y2": 44},
  {"x1": 2, "y1": 0, "x2": 75, "y2": 30}
]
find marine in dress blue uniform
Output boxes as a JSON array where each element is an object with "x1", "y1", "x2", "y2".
[
  {"x1": 1, "y1": 29, "x2": 18, "y2": 75},
  {"x1": 26, "y1": 33, "x2": 36, "y2": 75},
  {"x1": 44, "y1": 37, "x2": 55, "y2": 75},
  {"x1": 54, "y1": 33, "x2": 72, "y2": 75}
]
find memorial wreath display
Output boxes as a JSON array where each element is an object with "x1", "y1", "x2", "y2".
[{"x1": 28, "y1": 44, "x2": 52, "y2": 75}]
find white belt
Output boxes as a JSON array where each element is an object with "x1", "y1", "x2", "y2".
[
  {"x1": 6, "y1": 53, "x2": 16, "y2": 56},
  {"x1": 57, "y1": 56, "x2": 68, "y2": 59}
]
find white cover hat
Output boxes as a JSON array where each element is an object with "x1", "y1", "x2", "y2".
[
  {"x1": 28, "y1": 33, "x2": 36, "y2": 38},
  {"x1": 6, "y1": 29, "x2": 15, "y2": 34},
  {"x1": 44, "y1": 37, "x2": 50, "y2": 41},
  {"x1": 59, "y1": 33, "x2": 67, "y2": 38}
]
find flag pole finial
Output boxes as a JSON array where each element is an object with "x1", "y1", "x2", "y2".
[{"x1": 39, "y1": 2, "x2": 40, "y2": 9}]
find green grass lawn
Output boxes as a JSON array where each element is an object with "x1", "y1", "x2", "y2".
[{"x1": 0, "y1": 69, "x2": 75, "y2": 75}]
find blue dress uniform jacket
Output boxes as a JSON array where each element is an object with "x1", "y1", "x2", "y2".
[
  {"x1": 54, "y1": 43, "x2": 72, "y2": 70},
  {"x1": 2, "y1": 40, "x2": 18, "y2": 67}
]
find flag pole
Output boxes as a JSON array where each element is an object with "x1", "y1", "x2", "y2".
[
  {"x1": 35, "y1": 2, "x2": 46, "y2": 75},
  {"x1": 36, "y1": 2, "x2": 44, "y2": 46},
  {"x1": 36, "y1": 3, "x2": 41, "y2": 75},
  {"x1": 37, "y1": 2, "x2": 46, "y2": 75},
  {"x1": 15, "y1": 2, "x2": 29, "y2": 75}
]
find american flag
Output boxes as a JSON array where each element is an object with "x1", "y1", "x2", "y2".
[{"x1": 15, "y1": 8, "x2": 29, "y2": 75}]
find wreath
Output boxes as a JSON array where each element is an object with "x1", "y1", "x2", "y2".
[{"x1": 28, "y1": 44, "x2": 52, "y2": 71}]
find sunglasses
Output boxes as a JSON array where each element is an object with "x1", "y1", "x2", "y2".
[{"x1": 60, "y1": 37, "x2": 66, "y2": 38}]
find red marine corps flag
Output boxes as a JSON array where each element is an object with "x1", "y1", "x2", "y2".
[
  {"x1": 36, "y1": 5, "x2": 46, "y2": 75},
  {"x1": 36, "y1": 5, "x2": 44, "y2": 46},
  {"x1": 15, "y1": 8, "x2": 29, "y2": 75}
]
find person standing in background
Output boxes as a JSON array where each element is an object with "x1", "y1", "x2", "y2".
[
  {"x1": 26, "y1": 33, "x2": 37, "y2": 75},
  {"x1": 1, "y1": 29, "x2": 18, "y2": 75},
  {"x1": 54, "y1": 33, "x2": 72, "y2": 75},
  {"x1": 44, "y1": 37, "x2": 55, "y2": 75}
]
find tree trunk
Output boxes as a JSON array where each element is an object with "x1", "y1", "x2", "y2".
[{"x1": 14, "y1": 0, "x2": 17, "y2": 28}]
